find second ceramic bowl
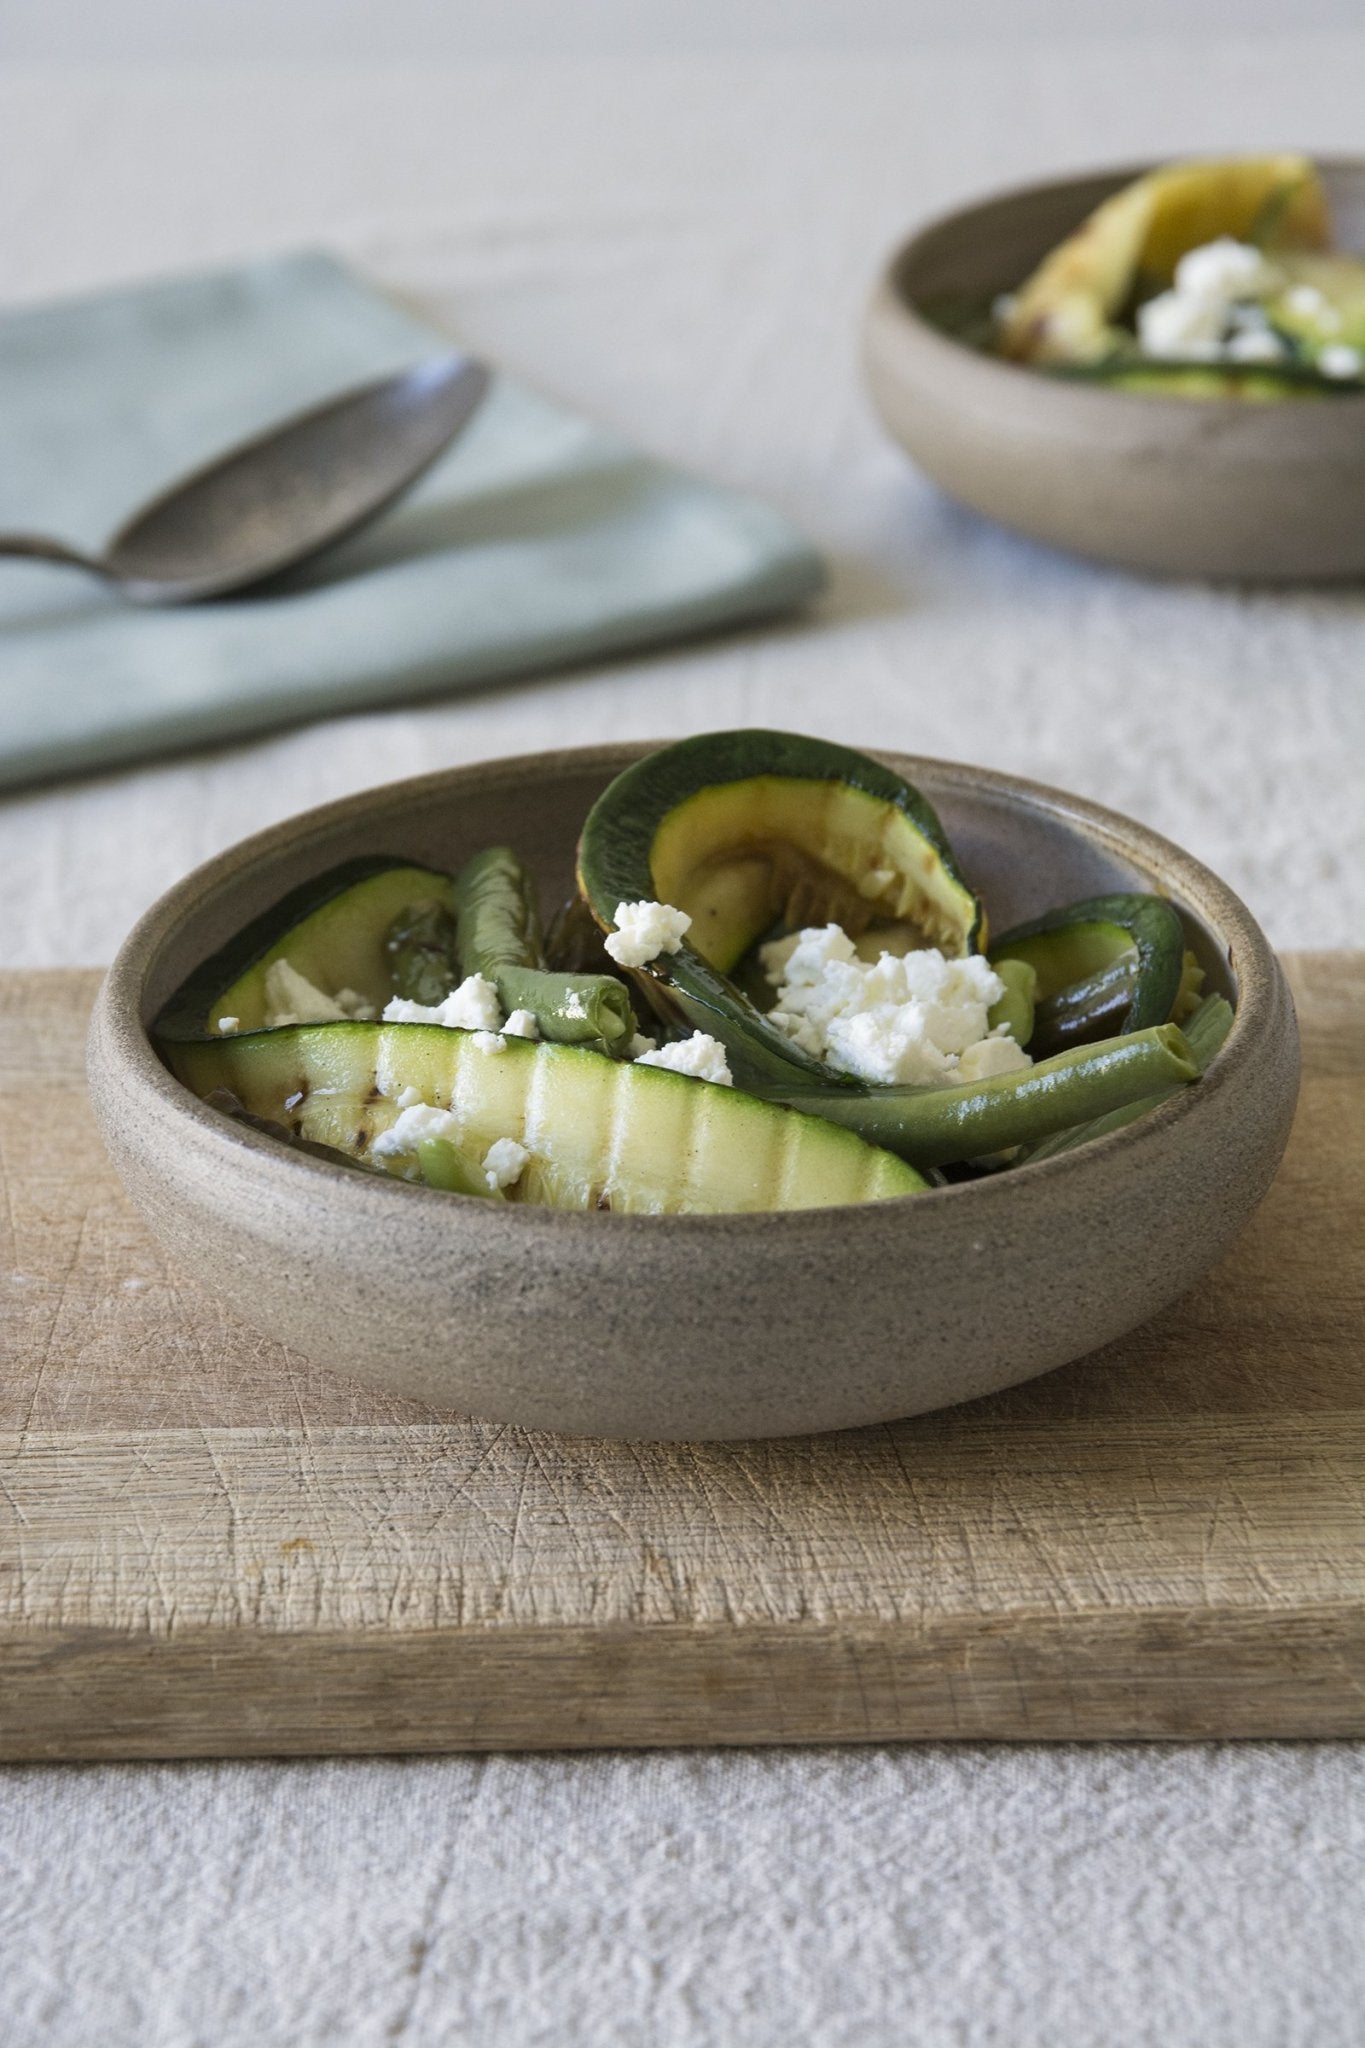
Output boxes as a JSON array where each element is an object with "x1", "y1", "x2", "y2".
[
  {"x1": 88, "y1": 744, "x2": 1299, "y2": 1441},
  {"x1": 865, "y1": 158, "x2": 1365, "y2": 580}
]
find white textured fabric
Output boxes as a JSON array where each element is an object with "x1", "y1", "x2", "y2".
[
  {"x1": 3, "y1": 1747, "x2": 1364, "y2": 2046},
  {"x1": 1, "y1": 34, "x2": 1363, "y2": 2048}
]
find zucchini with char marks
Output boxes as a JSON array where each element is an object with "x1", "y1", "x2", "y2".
[{"x1": 165, "y1": 1022, "x2": 929, "y2": 1214}]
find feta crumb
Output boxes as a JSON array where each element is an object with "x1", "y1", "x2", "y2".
[
  {"x1": 1137, "y1": 287, "x2": 1225, "y2": 359},
  {"x1": 760, "y1": 924, "x2": 1033, "y2": 1089},
  {"x1": 333, "y1": 987, "x2": 377, "y2": 1020},
  {"x1": 603, "y1": 899, "x2": 692, "y2": 968},
  {"x1": 635, "y1": 1032, "x2": 733, "y2": 1086},
  {"x1": 263, "y1": 959, "x2": 351, "y2": 1028},
  {"x1": 470, "y1": 1030, "x2": 507, "y2": 1054},
  {"x1": 396, "y1": 1085, "x2": 424, "y2": 1110},
  {"x1": 504, "y1": 1009, "x2": 539, "y2": 1039},
  {"x1": 1319, "y1": 342, "x2": 1363, "y2": 380},
  {"x1": 626, "y1": 1032, "x2": 658, "y2": 1058},
  {"x1": 216, "y1": 1015, "x2": 240, "y2": 1035},
  {"x1": 1225, "y1": 327, "x2": 1287, "y2": 364},
  {"x1": 483, "y1": 1137, "x2": 530, "y2": 1190},
  {"x1": 382, "y1": 973, "x2": 503, "y2": 1033},
  {"x1": 956, "y1": 1035, "x2": 1033, "y2": 1083},
  {"x1": 371, "y1": 1102, "x2": 461, "y2": 1161},
  {"x1": 1286, "y1": 281, "x2": 1339, "y2": 328},
  {"x1": 1173, "y1": 237, "x2": 1275, "y2": 303},
  {"x1": 1137, "y1": 238, "x2": 1283, "y2": 363}
]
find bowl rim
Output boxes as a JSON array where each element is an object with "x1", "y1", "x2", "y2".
[
  {"x1": 868, "y1": 151, "x2": 1365, "y2": 415},
  {"x1": 94, "y1": 738, "x2": 1284, "y2": 1235}
]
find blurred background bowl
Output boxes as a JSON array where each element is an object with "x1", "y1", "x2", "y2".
[{"x1": 864, "y1": 157, "x2": 1365, "y2": 580}]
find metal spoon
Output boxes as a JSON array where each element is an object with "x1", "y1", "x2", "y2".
[{"x1": 0, "y1": 352, "x2": 490, "y2": 605}]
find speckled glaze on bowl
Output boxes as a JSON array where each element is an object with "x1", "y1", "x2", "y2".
[
  {"x1": 88, "y1": 745, "x2": 1299, "y2": 1441},
  {"x1": 865, "y1": 158, "x2": 1365, "y2": 580}
]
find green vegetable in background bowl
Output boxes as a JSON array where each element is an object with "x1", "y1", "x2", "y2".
[{"x1": 994, "y1": 153, "x2": 1365, "y2": 394}]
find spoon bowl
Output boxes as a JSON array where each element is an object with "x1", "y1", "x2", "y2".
[{"x1": 0, "y1": 353, "x2": 489, "y2": 604}]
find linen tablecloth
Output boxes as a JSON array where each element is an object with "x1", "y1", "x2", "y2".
[{"x1": 1, "y1": 29, "x2": 1362, "y2": 2048}]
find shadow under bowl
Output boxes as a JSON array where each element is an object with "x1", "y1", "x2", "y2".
[
  {"x1": 87, "y1": 744, "x2": 1300, "y2": 1441},
  {"x1": 864, "y1": 157, "x2": 1365, "y2": 580}
]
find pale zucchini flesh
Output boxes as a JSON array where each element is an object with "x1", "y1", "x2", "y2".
[{"x1": 167, "y1": 1024, "x2": 928, "y2": 1214}]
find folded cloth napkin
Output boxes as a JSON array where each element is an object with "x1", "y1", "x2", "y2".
[{"x1": 0, "y1": 251, "x2": 823, "y2": 790}]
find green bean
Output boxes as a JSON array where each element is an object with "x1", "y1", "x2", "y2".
[
  {"x1": 986, "y1": 957, "x2": 1038, "y2": 1047},
  {"x1": 385, "y1": 900, "x2": 463, "y2": 1005},
  {"x1": 1020, "y1": 995, "x2": 1233, "y2": 1165},
  {"x1": 456, "y1": 846, "x2": 637, "y2": 1057},
  {"x1": 772, "y1": 1023, "x2": 1201, "y2": 1169},
  {"x1": 417, "y1": 1136, "x2": 506, "y2": 1199}
]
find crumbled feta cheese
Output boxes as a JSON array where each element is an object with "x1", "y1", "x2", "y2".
[
  {"x1": 483, "y1": 1137, "x2": 530, "y2": 1190},
  {"x1": 603, "y1": 900, "x2": 692, "y2": 968},
  {"x1": 216, "y1": 1016, "x2": 240, "y2": 1035},
  {"x1": 1225, "y1": 326, "x2": 1287, "y2": 364},
  {"x1": 470, "y1": 1030, "x2": 507, "y2": 1054},
  {"x1": 1137, "y1": 288, "x2": 1224, "y2": 359},
  {"x1": 626, "y1": 1033, "x2": 658, "y2": 1058},
  {"x1": 561, "y1": 991, "x2": 588, "y2": 1020},
  {"x1": 1285, "y1": 281, "x2": 1340, "y2": 329},
  {"x1": 1137, "y1": 238, "x2": 1283, "y2": 362},
  {"x1": 504, "y1": 1009, "x2": 539, "y2": 1039},
  {"x1": 382, "y1": 973, "x2": 503, "y2": 1033},
  {"x1": 333, "y1": 987, "x2": 377, "y2": 1019},
  {"x1": 395, "y1": 1085, "x2": 424, "y2": 1110},
  {"x1": 263, "y1": 959, "x2": 351, "y2": 1028},
  {"x1": 956, "y1": 1034, "x2": 1033, "y2": 1083},
  {"x1": 371, "y1": 1102, "x2": 461, "y2": 1161},
  {"x1": 760, "y1": 924, "x2": 1033, "y2": 1089},
  {"x1": 635, "y1": 1033, "x2": 733, "y2": 1086},
  {"x1": 1319, "y1": 342, "x2": 1363, "y2": 380},
  {"x1": 1173, "y1": 237, "x2": 1275, "y2": 304}
]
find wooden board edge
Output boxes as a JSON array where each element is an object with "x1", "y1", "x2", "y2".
[{"x1": 4, "y1": 1608, "x2": 1363, "y2": 1760}]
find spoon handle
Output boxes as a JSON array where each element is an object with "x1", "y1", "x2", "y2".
[{"x1": 0, "y1": 533, "x2": 105, "y2": 575}]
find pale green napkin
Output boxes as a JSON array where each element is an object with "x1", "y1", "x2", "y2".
[{"x1": 0, "y1": 251, "x2": 823, "y2": 790}]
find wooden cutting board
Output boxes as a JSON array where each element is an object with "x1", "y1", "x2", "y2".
[{"x1": 1, "y1": 958, "x2": 1361, "y2": 1760}]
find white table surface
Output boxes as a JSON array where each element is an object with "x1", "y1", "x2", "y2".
[{"x1": 2, "y1": 32, "x2": 1363, "y2": 2048}]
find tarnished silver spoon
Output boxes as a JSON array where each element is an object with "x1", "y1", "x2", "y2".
[{"x1": 0, "y1": 352, "x2": 490, "y2": 604}]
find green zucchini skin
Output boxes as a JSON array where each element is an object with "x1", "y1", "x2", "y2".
[
  {"x1": 576, "y1": 729, "x2": 984, "y2": 1093},
  {"x1": 163, "y1": 1022, "x2": 928, "y2": 1213},
  {"x1": 989, "y1": 893, "x2": 1185, "y2": 1054},
  {"x1": 454, "y1": 846, "x2": 637, "y2": 1057},
  {"x1": 155, "y1": 857, "x2": 458, "y2": 1040}
]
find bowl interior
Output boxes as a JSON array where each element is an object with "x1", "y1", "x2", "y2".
[
  {"x1": 137, "y1": 747, "x2": 1239, "y2": 1038},
  {"x1": 891, "y1": 157, "x2": 1365, "y2": 340}
]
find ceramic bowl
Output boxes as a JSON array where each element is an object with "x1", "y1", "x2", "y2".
[
  {"x1": 864, "y1": 158, "x2": 1365, "y2": 580},
  {"x1": 88, "y1": 744, "x2": 1299, "y2": 1442}
]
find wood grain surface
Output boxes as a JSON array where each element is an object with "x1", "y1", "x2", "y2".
[{"x1": 1, "y1": 957, "x2": 1361, "y2": 1758}]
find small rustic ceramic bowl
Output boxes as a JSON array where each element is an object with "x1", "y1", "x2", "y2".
[
  {"x1": 88, "y1": 744, "x2": 1299, "y2": 1441},
  {"x1": 865, "y1": 158, "x2": 1365, "y2": 580}
]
